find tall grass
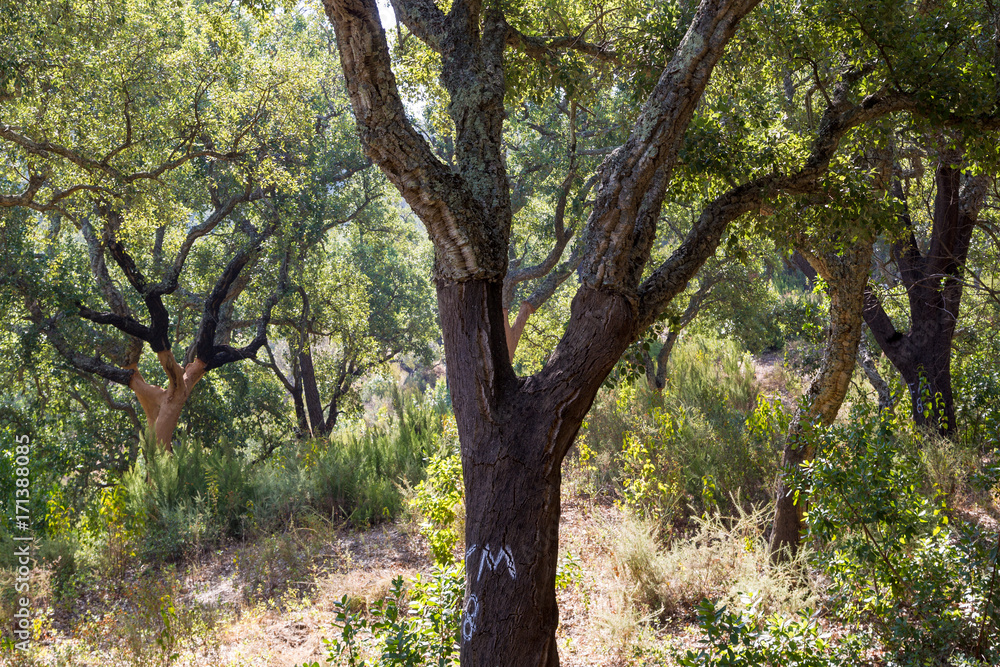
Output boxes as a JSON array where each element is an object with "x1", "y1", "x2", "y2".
[
  {"x1": 573, "y1": 334, "x2": 784, "y2": 519},
  {"x1": 254, "y1": 389, "x2": 441, "y2": 530},
  {"x1": 109, "y1": 386, "x2": 446, "y2": 562},
  {"x1": 610, "y1": 506, "x2": 822, "y2": 622}
]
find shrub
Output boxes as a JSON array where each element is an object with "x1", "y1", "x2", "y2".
[
  {"x1": 676, "y1": 596, "x2": 851, "y2": 667},
  {"x1": 574, "y1": 335, "x2": 781, "y2": 518},
  {"x1": 800, "y1": 406, "x2": 1000, "y2": 665},
  {"x1": 617, "y1": 411, "x2": 686, "y2": 533},
  {"x1": 306, "y1": 564, "x2": 463, "y2": 667},
  {"x1": 952, "y1": 337, "x2": 1000, "y2": 451},
  {"x1": 409, "y1": 416, "x2": 464, "y2": 566},
  {"x1": 124, "y1": 434, "x2": 251, "y2": 560},
  {"x1": 254, "y1": 388, "x2": 442, "y2": 531}
]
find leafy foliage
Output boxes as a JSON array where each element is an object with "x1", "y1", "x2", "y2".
[
  {"x1": 409, "y1": 415, "x2": 464, "y2": 566},
  {"x1": 306, "y1": 566, "x2": 463, "y2": 667},
  {"x1": 800, "y1": 406, "x2": 1000, "y2": 665},
  {"x1": 676, "y1": 596, "x2": 849, "y2": 667}
]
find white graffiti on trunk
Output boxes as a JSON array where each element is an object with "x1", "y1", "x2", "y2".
[
  {"x1": 468, "y1": 543, "x2": 517, "y2": 582},
  {"x1": 462, "y1": 594, "x2": 479, "y2": 642},
  {"x1": 461, "y1": 544, "x2": 517, "y2": 642}
]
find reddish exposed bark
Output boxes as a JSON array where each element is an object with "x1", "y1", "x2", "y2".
[
  {"x1": 128, "y1": 351, "x2": 207, "y2": 451},
  {"x1": 503, "y1": 302, "x2": 534, "y2": 361}
]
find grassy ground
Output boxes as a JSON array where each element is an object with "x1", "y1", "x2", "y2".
[
  {"x1": 5, "y1": 478, "x2": 827, "y2": 666},
  {"x1": 3, "y1": 491, "x2": 672, "y2": 665},
  {"x1": 0, "y1": 342, "x2": 810, "y2": 666},
  {"x1": 6, "y1": 342, "x2": 998, "y2": 666}
]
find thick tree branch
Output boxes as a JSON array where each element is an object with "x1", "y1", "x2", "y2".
[
  {"x1": 24, "y1": 300, "x2": 135, "y2": 386},
  {"x1": 324, "y1": 0, "x2": 503, "y2": 281},
  {"x1": 0, "y1": 171, "x2": 45, "y2": 207},
  {"x1": 78, "y1": 218, "x2": 144, "y2": 364},
  {"x1": 578, "y1": 0, "x2": 763, "y2": 290},
  {"x1": 389, "y1": 0, "x2": 448, "y2": 51},
  {"x1": 636, "y1": 92, "x2": 915, "y2": 329},
  {"x1": 196, "y1": 246, "x2": 290, "y2": 371}
]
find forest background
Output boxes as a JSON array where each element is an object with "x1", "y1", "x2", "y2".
[{"x1": 1, "y1": 0, "x2": 1000, "y2": 665}]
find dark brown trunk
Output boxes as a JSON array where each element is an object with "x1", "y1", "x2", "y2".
[
  {"x1": 290, "y1": 380, "x2": 310, "y2": 437},
  {"x1": 895, "y1": 337, "x2": 956, "y2": 433},
  {"x1": 299, "y1": 350, "x2": 329, "y2": 436},
  {"x1": 863, "y1": 273, "x2": 959, "y2": 436},
  {"x1": 862, "y1": 164, "x2": 987, "y2": 437},
  {"x1": 654, "y1": 329, "x2": 680, "y2": 389},
  {"x1": 441, "y1": 280, "x2": 634, "y2": 666}
]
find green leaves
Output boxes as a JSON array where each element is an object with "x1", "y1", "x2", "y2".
[
  {"x1": 797, "y1": 404, "x2": 1000, "y2": 663},
  {"x1": 677, "y1": 596, "x2": 840, "y2": 667},
  {"x1": 319, "y1": 566, "x2": 463, "y2": 667}
]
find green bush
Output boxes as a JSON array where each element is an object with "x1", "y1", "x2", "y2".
[
  {"x1": 306, "y1": 564, "x2": 463, "y2": 667},
  {"x1": 676, "y1": 596, "x2": 852, "y2": 667},
  {"x1": 81, "y1": 390, "x2": 447, "y2": 563},
  {"x1": 123, "y1": 433, "x2": 252, "y2": 560},
  {"x1": 697, "y1": 282, "x2": 825, "y2": 355},
  {"x1": 800, "y1": 406, "x2": 1000, "y2": 666},
  {"x1": 253, "y1": 389, "x2": 441, "y2": 531},
  {"x1": 409, "y1": 414, "x2": 464, "y2": 566},
  {"x1": 617, "y1": 409, "x2": 686, "y2": 532},
  {"x1": 953, "y1": 337, "x2": 1000, "y2": 451},
  {"x1": 575, "y1": 335, "x2": 782, "y2": 518}
]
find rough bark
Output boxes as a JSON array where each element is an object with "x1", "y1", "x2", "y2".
[
  {"x1": 770, "y1": 237, "x2": 874, "y2": 559},
  {"x1": 857, "y1": 334, "x2": 896, "y2": 410},
  {"x1": 440, "y1": 280, "x2": 636, "y2": 666},
  {"x1": 863, "y1": 163, "x2": 988, "y2": 435},
  {"x1": 299, "y1": 350, "x2": 328, "y2": 436},
  {"x1": 322, "y1": 0, "x2": 911, "y2": 661}
]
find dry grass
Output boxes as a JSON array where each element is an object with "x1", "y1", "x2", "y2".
[
  {"x1": 608, "y1": 502, "x2": 824, "y2": 635},
  {"x1": 9, "y1": 473, "x2": 822, "y2": 667},
  {"x1": 753, "y1": 350, "x2": 801, "y2": 410}
]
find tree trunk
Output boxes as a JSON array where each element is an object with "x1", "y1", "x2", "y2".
[
  {"x1": 770, "y1": 239, "x2": 872, "y2": 559},
  {"x1": 441, "y1": 280, "x2": 634, "y2": 666},
  {"x1": 862, "y1": 163, "x2": 988, "y2": 437},
  {"x1": 291, "y1": 379, "x2": 310, "y2": 438},
  {"x1": 653, "y1": 329, "x2": 680, "y2": 390},
  {"x1": 857, "y1": 332, "x2": 895, "y2": 411},
  {"x1": 643, "y1": 329, "x2": 680, "y2": 391},
  {"x1": 875, "y1": 312, "x2": 956, "y2": 432},
  {"x1": 128, "y1": 350, "x2": 206, "y2": 451},
  {"x1": 299, "y1": 350, "x2": 329, "y2": 436}
]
